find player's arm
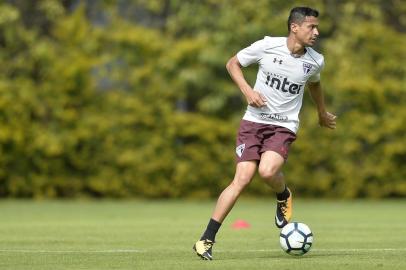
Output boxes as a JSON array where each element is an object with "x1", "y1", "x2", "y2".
[
  {"x1": 307, "y1": 81, "x2": 337, "y2": 129},
  {"x1": 226, "y1": 55, "x2": 266, "y2": 108}
]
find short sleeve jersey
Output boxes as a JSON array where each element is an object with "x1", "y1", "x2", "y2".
[{"x1": 236, "y1": 36, "x2": 324, "y2": 133}]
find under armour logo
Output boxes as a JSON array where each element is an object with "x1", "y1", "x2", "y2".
[{"x1": 273, "y1": 57, "x2": 283, "y2": 65}]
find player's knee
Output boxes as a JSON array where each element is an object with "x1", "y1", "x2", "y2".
[
  {"x1": 232, "y1": 174, "x2": 252, "y2": 191},
  {"x1": 258, "y1": 166, "x2": 278, "y2": 180}
]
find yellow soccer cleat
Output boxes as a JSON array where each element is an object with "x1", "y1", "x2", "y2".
[
  {"x1": 275, "y1": 188, "x2": 293, "y2": 228},
  {"x1": 193, "y1": 239, "x2": 214, "y2": 260}
]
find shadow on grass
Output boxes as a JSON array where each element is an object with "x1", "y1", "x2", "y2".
[{"x1": 215, "y1": 251, "x2": 360, "y2": 261}]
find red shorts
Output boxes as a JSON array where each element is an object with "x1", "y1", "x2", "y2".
[{"x1": 235, "y1": 120, "x2": 297, "y2": 162}]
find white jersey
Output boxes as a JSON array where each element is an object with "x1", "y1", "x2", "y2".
[{"x1": 236, "y1": 36, "x2": 324, "y2": 133}]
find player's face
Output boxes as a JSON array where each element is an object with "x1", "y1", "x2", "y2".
[{"x1": 293, "y1": 16, "x2": 319, "y2": 46}]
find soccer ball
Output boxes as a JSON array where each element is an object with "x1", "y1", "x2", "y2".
[{"x1": 279, "y1": 222, "x2": 313, "y2": 256}]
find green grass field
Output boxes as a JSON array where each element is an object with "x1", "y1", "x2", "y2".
[{"x1": 0, "y1": 199, "x2": 405, "y2": 270}]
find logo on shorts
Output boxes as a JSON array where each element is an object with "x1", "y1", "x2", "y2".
[
  {"x1": 236, "y1": 143, "x2": 245, "y2": 158},
  {"x1": 280, "y1": 146, "x2": 287, "y2": 157}
]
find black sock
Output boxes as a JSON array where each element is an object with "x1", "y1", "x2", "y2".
[
  {"x1": 276, "y1": 186, "x2": 290, "y2": 201},
  {"x1": 200, "y1": 218, "x2": 222, "y2": 242}
]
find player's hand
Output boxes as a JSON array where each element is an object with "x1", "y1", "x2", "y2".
[
  {"x1": 318, "y1": 111, "x2": 337, "y2": 129},
  {"x1": 246, "y1": 90, "x2": 267, "y2": 108}
]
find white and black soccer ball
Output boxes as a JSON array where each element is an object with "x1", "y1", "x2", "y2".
[{"x1": 279, "y1": 222, "x2": 313, "y2": 256}]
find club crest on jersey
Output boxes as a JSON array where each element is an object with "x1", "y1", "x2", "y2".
[
  {"x1": 303, "y1": 63, "x2": 312, "y2": 74},
  {"x1": 236, "y1": 143, "x2": 245, "y2": 158}
]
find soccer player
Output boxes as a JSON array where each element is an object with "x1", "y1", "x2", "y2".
[{"x1": 193, "y1": 7, "x2": 336, "y2": 260}]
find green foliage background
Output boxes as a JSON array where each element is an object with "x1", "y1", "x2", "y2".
[{"x1": 0, "y1": 0, "x2": 405, "y2": 198}]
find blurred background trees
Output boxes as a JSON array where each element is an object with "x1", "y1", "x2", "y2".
[{"x1": 0, "y1": 0, "x2": 405, "y2": 198}]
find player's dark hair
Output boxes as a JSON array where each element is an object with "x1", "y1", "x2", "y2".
[{"x1": 287, "y1": 7, "x2": 319, "y2": 32}]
